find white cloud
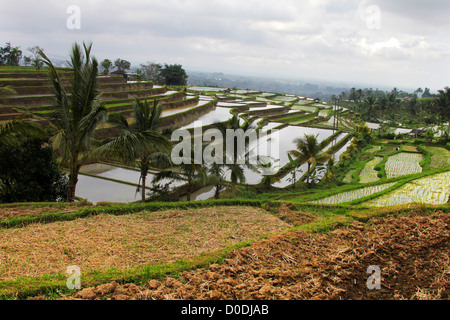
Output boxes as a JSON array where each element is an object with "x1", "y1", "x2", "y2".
[{"x1": 0, "y1": 0, "x2": 449, "y2": 90}]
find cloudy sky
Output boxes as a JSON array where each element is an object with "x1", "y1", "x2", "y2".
[{"x1": 1, "y1": 0, "x2": 449, "y2": 91}]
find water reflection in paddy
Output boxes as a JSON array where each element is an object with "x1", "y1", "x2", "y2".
[
  {"x1": 78, "y1": 164, "x2": 186, "y2": 203},
  {"x1": 77, "y1": 125, "x2": 342, "y2": 202},
  {"x1": 75, "y1": 174, "x2": 140, "y2": 204},
  {"x1": 180, "y1": 107, "x2": 233, "y2": 129}
]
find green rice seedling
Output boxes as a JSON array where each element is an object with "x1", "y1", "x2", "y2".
[
  {"x1": 422, "y1": 146, "x2": 450, "y2": 170},
  {"x1": 312, "y1": 183, "x2": 397, "y2": 205},
  {"x1": 385, "y1": 152, "x2": 424, "y2": 178},
  {"x1": 359, "y1": 157, "x2": 383, "y2": 183},
  {"x1": 365, "y1": 171, "x2": 450, "y2": 207}
]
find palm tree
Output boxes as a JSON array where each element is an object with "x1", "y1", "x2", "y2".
[
  {"x1": 286, "y1": 153, "x2": 300, "y2": 190},
  {"x1": 208, "y1": 162, "x2": 226, "y2": 199},
  {"x1": 376, "y1": 95, "x2": 388, "y2": 123},
  {"x1": 288, "y1": 134, "x2": 329, "y2": 186},
  {"x1": 154, "y1": 148, "x2": 207, "y2": 201},
  {"x1": 362, "y1": 96, "x2": 377, "y2": 120},
  {"x1": 211, "y1": 113, "x2": 260, "y2": 197},
  {"x1": 407, "y1": 98, "x2": 418, "y2": 118},
  {"x1": 386, "y1": 92, "x2": 399, "y2": 121},
  {"x1": 39, "y1": 42, "x2": 108, "y2": 202},
  {"x1": 94, "y1": 98, "x2": 172, "y2": 201},
  {"x1": 434, "y1": 87, "x2": 450, "y2": 132},
  {"x1": 258, "y1": 160, "x2": 280, "y2": 189}
]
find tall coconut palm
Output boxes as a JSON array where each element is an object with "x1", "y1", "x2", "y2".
[
  {"x1": 39, "y1": 42, "x2": 108, "y2": 202},
  {"x1": 386, "y1": 92, "x2": 399, "y2": 121},
  {"x1": 288, "y1": 134, "x2": 329, "y2": 186},
  {"x1": 376, "y1": 95, "x2": 388, "y2": 123},
  {"x1": 94, "y1": 98, "x2": 172, "y2": 201},
  {"x1": 154, "y1": 147, "x2": 207, "y2": 201},
  {"x1": 434, "y1": 87, "x2": 450, "y2": 132},
  {"x1": 211, "y1": 113, "x2": 260, "y2": 198},
  {"x1": 362, "y1": 96, "x2": 377, "y2": 121},
  {"x1": 208, "y1": 162, "x2": 227, "y2": 199}
]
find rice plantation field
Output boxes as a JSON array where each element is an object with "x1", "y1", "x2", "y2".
[
  {"x1": 364, "y1": 171, "x2": 450, "y2": 207},
  {"x1": 385, "y1": 152, "x2": 424, "y2": 178},
  {"x1": 272, "y1": 95, "x2": 299, "y2": 102},
  {"x1": 342, "y1": 170, "x2": 355, "y2": 184},
  {"x1": 423, "y1": 146, "x2": 450, "y2": 169},
  {"x1": 291, "y1": 105, "x2": 317, "y2": 113},
  {"x1": 359, "y1": 157, "x2": 383, "y2": 183},
  {"x1": 366, "y1": 146, "x2": 381, "y2": 154},
  {"x1": 312, "y1": 182, "x2": 396, "y2": 205},
  {"x1": 377, "y1": 145, "x2": 400, "y2": 156}
]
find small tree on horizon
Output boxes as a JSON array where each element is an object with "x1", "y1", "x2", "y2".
[
  {"x1": 160, "y1": 63, "x2": 188, "y2": 86},
  {"x1": 27, "y1": 46, "x2": 44, "y2": 70},
  {"x1": 114, "y1": 58, "x2": 131, "y2": 75},
  {"x1": 100, "y1": 58, "x2": 112, "y2": 75}
]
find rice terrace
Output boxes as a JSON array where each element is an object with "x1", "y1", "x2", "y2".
[{"x1": 1, "y1": 2, "x2": 450, "y2": 307}]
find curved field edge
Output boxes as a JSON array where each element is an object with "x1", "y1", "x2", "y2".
[
  {"x1": 0, "y1": 199, "x2": 264, "y2": 229},
  {"x1": 2, "y1": 202, "x2": 449, "y2": 300},
  {"x1": 283, "y1": 168, "x2": 450, "y2": 206},
  {"x1": 364, "y1": 171, "x2": 450, "y2": 207}
]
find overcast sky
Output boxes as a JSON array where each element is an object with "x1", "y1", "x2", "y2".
[{"x1": 1, "y1": 0, "x2": 449, "y2": 91}]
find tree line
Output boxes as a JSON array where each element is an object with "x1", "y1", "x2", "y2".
[
  {"x1": 100, "y1": 59, "x2": 188, "y2": 86},
  {"x1": 0, "y1": 42, "x2": 188, "y2": 86},
  {"x1": 336, "y1": 86, "x2": 450, "y2": 132}
]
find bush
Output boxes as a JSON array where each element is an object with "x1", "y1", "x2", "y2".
[{"x1": 0, "y1": 138, "x2": 68, "y2": 203}]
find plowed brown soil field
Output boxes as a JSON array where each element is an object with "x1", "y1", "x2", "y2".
[{"x1": 64, "y1": 210, "x2": 449, "y2": 300}]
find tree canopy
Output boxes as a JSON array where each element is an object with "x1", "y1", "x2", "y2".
[
  {"x1": 0, "y1": 138, "x2": 68, "y2": 203},
  {"x1": 0, "y1": 42, "x2": 22, "y2": 66},
  {"x1": 160, "y1": 64, "x2": 188, "y2": 86}
]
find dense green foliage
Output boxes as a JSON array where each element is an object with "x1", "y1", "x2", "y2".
[
  {"x1": 0, "y1": 42, "x2": 22, "y2": 66},
  {"x1": 160, "y1": 63, "x2": 188, "y2": 86},
  {"x1": 0, "y1": 138, "x2": 68, "y2": 203}
]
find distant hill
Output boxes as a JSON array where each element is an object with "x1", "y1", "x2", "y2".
[{"x1": 186, "y1": 71, "x2": 350, "y2": 101}]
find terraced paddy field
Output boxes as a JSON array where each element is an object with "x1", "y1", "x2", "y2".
[
  {"x1": 364, "y1": 171, "x2": 450, "y2": 207},
  {"x1": 3, "y1": 70, "x2": 450, "y2": 303},
  {"x1": 311, "y1": 183, "x2": 397, "y2": 205},
  {"x1": 291, "y1": 105, "x2": 318, "y2": 113},
  {"x1": 0, "y1": 206, "x2": 291, "y2": 282},
  {"x1": 60, "y1": 207, "x2": 450, "y2": 301},
  {"x1": 359, "y1": 157, "x2": 383, "y2": 183},
  {"x1": 423, "y1": 146, "x2": 450, "y2": 169},
  {"x1": 385, "y1": 152, "x2": 424, "y2": 178}
]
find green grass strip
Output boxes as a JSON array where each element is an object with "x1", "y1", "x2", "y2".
[
  {"x1": 0, "y1": 239, "x2": 255, "y2": 300},
  {"x1": 0, "y1": 199, "x2": 263, "y2": 229}
]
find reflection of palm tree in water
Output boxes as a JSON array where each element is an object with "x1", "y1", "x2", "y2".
[{"x1": 212, "y1": 114, "x2": 263, "y2": 197}]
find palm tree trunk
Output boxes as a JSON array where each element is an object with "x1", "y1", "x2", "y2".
[
  {"x1": 67, "y1": 162, "x2": 79, "y2": 202},
  {"x1": 306, "y1": 162, "x2": 311, "y2": 186},
  {"x1": 292, "y1": 171, "x2": 296, "y2": 190},
  {"x1": 141, "y1": 173, "x2": 146, "y2": 202},
  {"x1": 214, "y1": 185, "x2": 221, "y2": 199},
  {"x1": 231, "y1": 183, "x2": 236, "y2": 198},
  {"x1": 140, "y1": 158, "x2": 149, "y2": 202},
  {"x1": 186, "y1": 184, "x2": 191, "y2": 201}
]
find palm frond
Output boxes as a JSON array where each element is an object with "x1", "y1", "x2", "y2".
[
  {"x1": 0, "y1": 120, "x2": 46, "y2": 145},
  {"x1": 0, "y1": 85, "x2": 17, "y2": 97}
]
